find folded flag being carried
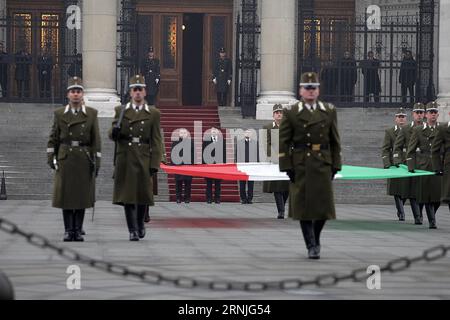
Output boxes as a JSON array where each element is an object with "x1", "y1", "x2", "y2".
[{"x1": 161, "y1": 163, "x2": 434, "y2": 182}]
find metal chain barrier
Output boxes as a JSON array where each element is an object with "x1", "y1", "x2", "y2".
[{"x1": 1, "y1": 217, "x2": 449, "y2": 292}]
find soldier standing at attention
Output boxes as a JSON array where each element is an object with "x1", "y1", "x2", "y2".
[
  {"x1": 47, "y1": 77, "x2": 101, "y2": 242},
  {"x1": 213, "y1": 47, "x2": 232, "y2": 107},
  {"x1": 393, "y1": 103, "x2": 426, "y2": 224},
  {"x1": 382, "y1": 108, "x2": 407, "y2": 221},
  {"x1": 407, "y1": 102, "x2": 442, "y2": 229},
  {"x1": 279, "y1": 72, "x2": 342, "y2": 260},
  {"x1": 431, "y1": 104, "x2": 450, "y2": 213},
  {"x1": 140, "y1": 47, "x2": 160, "y2": 106},
  {"x1": 263, "y1": 104, "x2": 290, "y2": 219},
  {"x1": 37, "y1": 44, "x2": 54, "y2": 98},
  {"x1": 110, "y1": 75, "x2": 162, "y2": 241},
  {"x1": 0, "y1": 42, "x2": 10, "y2": 98}
]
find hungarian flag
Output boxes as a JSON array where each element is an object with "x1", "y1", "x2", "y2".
[{"x1": 160, "y1": 163, "x2": 435, "y2": 181}]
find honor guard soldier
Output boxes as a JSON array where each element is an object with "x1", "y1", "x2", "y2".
[
  {"x1": 212, "y1": 47, "x2": 232, "y2": 107},
  {"x1": 431, "y1": 103, "x2": 450, "y2": 213},
  {"x1": 140, "y1": 47, "x2": 160, "y2": 105},
  {"x1": 406, "y1": 102, "x2": 442, "y2": 229},
  {"x1": 37, "y1": 44, "x2": 54, "y2": 98},
  {"x1": 47, "y1": 77, "x2": 101, "y2": 241},
  {"x1": 263, "y1": 104, "x2": 290, "y2": 219},
  {"x1": 109, "y1": 75, "x2": 163, "y2": 241},
  {"x1": 393, "y1": 103, "x2": 425, "y2": 224},
  {"x1": 382, "y1": 108, "x2": 407, "y2": 221},
  {"x1": 279, "y1": 72, "x2": 342, "y2": 259}
]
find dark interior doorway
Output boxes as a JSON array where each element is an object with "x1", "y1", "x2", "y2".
[{"x1": 182, "y1": 13, "x2": 204, "y2": 106}]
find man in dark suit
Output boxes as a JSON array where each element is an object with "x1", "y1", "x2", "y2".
[
  {"x1": 235, "y1": 129, "x2": 259, "y2": 204},
  {"x1": 0, "y1": 42, "x2": 10, "y2": 98},
  {"x1": 171, "y1": 128, "x2": 194, "y2": 204},
  {"x1": 37, "y1": 44, "x2": 54, "y2": 98},
  {"x1": 399, "y1": 50, "x2": 417, "y2": 103},
  {"x1": 203, "y1": 127, "x2": 226, "y2": 204},
  {"x1": 361, "y1": 51, "x2": 381, "y2": 103},
  {"x1": 15, "y1": 48, "x2": 32, "y2": 98},
  {"x1": 213, "y1": 47, "x2": 232, "y2": 106}
]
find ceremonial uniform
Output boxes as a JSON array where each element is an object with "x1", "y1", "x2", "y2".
[
  {"x1": 406, "y1": 103, "x2": 442, "y2": 228},
  {"x1": 37, "y1": 53, "x2": 54, "y2": 98},
  {"x1": 263, "y1": 105, "x2": 290, "y2": 218},
  {"x1": 47, "y1": 77, "x2": 101, "y2": 241},
  {"x1": 110, "y1": 75, "x2": 163, "y2": 241},
  {"x1": 431, "y1": 112, "x2": 450, "y2": 210},
  {"x1": 279, "y1": 72, "x2": 342, "y2": 259},
  {"x1": 382, "y1": 108, "x2": 407, "y2": 221},
  {"x1": 140, "y1": 47, "x2": 160, "y2": 105},
  {"x1": 393, "y1": 103, "x2": 426, "y2": 224},
  {"x1": 213, "y1": 48, "x2": 232, "y2": 106}
]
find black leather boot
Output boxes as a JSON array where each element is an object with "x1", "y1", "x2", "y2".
[
  {"x1": 425, "y1": 204, "x2": 437, "y2": 229},
  {"x1": 62, "y1": 210, "x2": 74, "y2": 242},
  {"x1": 144, "y1": 206, "x2": 150, "y2": 223},
  {"x1": 137, "y1": 205, "x2": 146, "y2": 239},
  {"x1": 410, "y1": 199, "x2": 422, "y2": 225},
  {"x1": 300, "y1": 221, "x2": 319, "y2": 259},
  {"x1": 73, "y1": 210, "x2": 85, "y2": 242},
  {"x1": 125, "y1": 205, "x2": 139, "y2": 241},
  {"x1": 313, "y1": 220, "x2": 326, "y2": 257},
  {"x1": 394, "y1": 196, "x2": 405, "y2": 221}
]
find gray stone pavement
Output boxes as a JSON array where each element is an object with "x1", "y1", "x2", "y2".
[{"x1": 0, "y1": 200, "x2": 450, "y2": 300}]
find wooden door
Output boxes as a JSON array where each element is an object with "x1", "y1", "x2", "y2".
[{"x1": 203, "y1": 14, "x2": 232, "y2": 106}]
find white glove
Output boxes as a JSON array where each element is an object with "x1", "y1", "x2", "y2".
[
  {"x1": 227, "y1": 80, "x2": 231, "y2": 85},
  {"x1": 212, "y1": 78, "x2": 217, "y2": 85},
  {"x1": 155, "y1": 79, "x2": 159, "y2": 84}
]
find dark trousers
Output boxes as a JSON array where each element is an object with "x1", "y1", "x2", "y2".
[
  {"x1": 206, "y1": 178, "x2": 221, "y2": 202},
  {"x1": 239, "y1": 181, "x2": 254, "y2": 202},
  {"x1": 340, "y1": 85, "x2": 354, "y2": 102},
  {"x1": 147, "y1": 95, "x2": 156, "y2": 105},
  {"x1": 274, "y1": 191, "x2": 289, "y2": 214},
  {"x1": 176, "y1": 179, "x2": 192, "y2": 202},
  {"x1": 0, "y1": 75, "x2": 7, "y2": 97},
  {"x1": 62, "y1": 209, "x2": 85, "y2": 233},
  {"x1": 300, "y1": 220, "x2": 326, "y2": 249},
  {"x1": 401, "y1": 84, "x2": 415, "y2": 103},
  {"x1": 39, "y1": 75, "x2": 52, "y2": 98},
  {"x1": 16, "y1": 80, "x2": 29, "y2": 98},
  {"x1": 124, "y1": 204, "x2": 147, "y2": 233},
  {"x1": 216, "y1": 91, "x2": 228, "y2": 106}
]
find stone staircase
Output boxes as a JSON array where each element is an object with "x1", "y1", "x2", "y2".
[{"x1": 0, "y1": 103, "x2": 398, "y2": 204}]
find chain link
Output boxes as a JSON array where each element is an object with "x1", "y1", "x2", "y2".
[{"x1": 1, "y1": 217, "x2": 449, "y2": 292}]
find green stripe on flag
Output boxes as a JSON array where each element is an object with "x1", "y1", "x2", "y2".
[{"x1": 336, "y1": 164, "x2": 434, "y2": 180}]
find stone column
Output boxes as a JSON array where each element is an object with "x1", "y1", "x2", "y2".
[
  {"x1": 256, "y1": 0, "x2": 298, "y2": 120},
  {"x1": 82, "y1": 0, "x2": 120, "y2": 117},
  {"x1": 437, "y1": 0, "x2": 450, "y2": 122}
]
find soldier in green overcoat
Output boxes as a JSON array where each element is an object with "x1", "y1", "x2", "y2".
[
  {"x1": 406, "y1": 102, "x2": 442, "y2": 229},
  {"x1": 431, "y1": 103, "x2": 450, "y2": 213},
  {"x1": 262, "y1": 104, "x2": 290, "y2": 219},
  {"x1": 47, "y1": 77, "x2": 101, "y2": 242},
  {"x1": 109, "y1": 74, "x2": 163, "y2": 241},
  {"x1": 393, "y1": 103, "x2": 425, "y2": 224},
  {"x1": 381, "y1": 108, "x2": 407, "y2": 221},
  {"x1": 279, "y1": 72, "x2": 342, "y2": 259}
]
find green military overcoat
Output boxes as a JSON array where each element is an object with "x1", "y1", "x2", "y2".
[
  {"x1": 381, "y1": 126, "x2": 403, "y2": 196},
  {"x1": 406, "y1": 123, "x2": 442, "y2": 203},
  {"x1": 393, "y1": 122, "x2": 419, "y2": 199},
  {"x1": 431, "y1": 121, "x2": 450, "y2": 203},
  {"x1": 109, "y1": 103, "x2": 162, "y2": 206},
  {"x1": 279, "y1": 100, "x2": 342, "y2": 221},
  {"x1": 47, "y1": 105, "x2": 101, "y2": 209},
  {"x1": 262, "y1": 122, "x2": 290, "y2": 193}
]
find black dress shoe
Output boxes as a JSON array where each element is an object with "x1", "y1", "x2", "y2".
[
  {"x1": 247, "y1": 200, "x2": 253, "y2": 204},
  {"x1": 207, "y1": 200, "x2": 212, "y2": 204},
  {"x1": 215, "y1": 200, "x2": 221, "y2": 204},
  {"x1": 308, "y1": 247, "x2": 320, "y2": 259},
  {"x1": 277, "y1": 214, "x2": 285, "y2": 219},
  {"x1": 63, "y1": 232, "x2": 74, "y2": 242},
  {"x1": 73, "y1": 232, "x2": 84, "y2": 242},
  {"x1": 81, "y1": 229, "x2": 86, "y2": 235},
  {"x1": 138, "y1": 229, "x2": 146, "y2": 239},
  {"x1": 241, "y1": 200, "x2": 247, "y2": 204},
  {"x1": 144, "y1": 216, "x2": 151, "y2": 223},
  {"x1": 129, "y1": 231, "x2": 139, "y2": 241},
  {"x1": 185, "y1": 199, "x2": 190, "y2": 204},
  {"x1": 414, "y1": 220, "x2": 423, "y2": 225}
]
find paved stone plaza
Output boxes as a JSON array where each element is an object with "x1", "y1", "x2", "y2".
[{"x1": 0, "y1": 201, "x2": 449, "y2": 300}]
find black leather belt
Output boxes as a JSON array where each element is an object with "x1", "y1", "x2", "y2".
[
  {"x1": 120, "y1": 137, "x2": 150, "y2": 144},
  {"x1": 61, "y1": 140, "x2": 90, "y2": 147},
  {"x1": 294, "y1": 143, "x2": 329, "y2": 151}
]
